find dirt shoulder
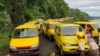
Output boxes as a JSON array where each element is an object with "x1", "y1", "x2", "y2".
[{"x1": 0, "y1": 49, "x2": 9, "y2": 56}]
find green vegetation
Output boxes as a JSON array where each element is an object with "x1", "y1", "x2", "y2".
[
  {"x1": 0, "y1": 32, "x2": 10, "y2": 50},
  {"x1": 6, "y1": 0, "x2": 90, "y2": 28},
  {"x1": 0, "y1": 0, "x2": 90, "y2": 50},
  {"x1": 0, "y1": 0, "x2": 10, "y2": 50}
]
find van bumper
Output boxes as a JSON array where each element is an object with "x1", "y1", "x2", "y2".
[
  {"x1": 62, "y1": 45, "x2": 90, "y2": 54},
  {"x1": 9, "y1": 48, "x2": 39, "y2": 56}
]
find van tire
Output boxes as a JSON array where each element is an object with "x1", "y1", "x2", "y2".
[
  {"x1": 49, "y1": 35, "x2": 55, "y2": 41},
  {"x1": 60, "y1": 46, "x2": 65, "y2": 56},
  {"x1": 49, "y1": 36, "x2": 52, "y2": 41},
  {"x1": 60, "y1": 49, "x2": 65, "y2": 56}
]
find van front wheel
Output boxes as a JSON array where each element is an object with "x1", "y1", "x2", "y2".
[
  {"x1": 60, "y1": 48, "x2": 65, "y2": 56},
  {"x1": 49, "y1": 35, "x2": 54, "y2": 41}
]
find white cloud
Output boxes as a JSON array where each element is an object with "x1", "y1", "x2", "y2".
[
  {"x1": 64, "y1": 0, "x2": 100, "y2": 16},
  {"x1": 65, "y1": 0, "x2": 98, "y2": 8},
  {"x1": 89, "y1": 7, "x2": 95, "y2": 9},
  {"x1": 79, "y1": 2, "x2": 100, "y2": 7}
]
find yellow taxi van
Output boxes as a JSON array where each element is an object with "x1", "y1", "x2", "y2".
[
  {"x1": 24, "y1": 21, "x2": 41, "y2": 31},
  {"x1": 74, "y1": 21, "x2": 100, "y2": 45},
  {"x1": 54, "y1": 23, "x2": 90, "y2": 55},
  {"x1": 43, "y1": 20, "x2": 58, "y2": 41},
  {"x1": 9, "y1": 23, "x2": 39, "y2": 56}
]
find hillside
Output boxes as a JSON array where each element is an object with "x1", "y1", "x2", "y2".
[
  {"x1": 91, "y1": 16, "x2": 100, "y2": 19},
  {"x1": 1, "y1": 0, "x2": 90, "y2": 28}
]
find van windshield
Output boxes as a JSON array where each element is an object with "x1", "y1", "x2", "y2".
[
  {"x1": 61, "y1": 26, "x2": 79, "y2": 36},
  {"x1": 13, "y1": 28, "x2": 37, "y2": 38},
  {"x1": 92, "y1": 24, "x2": 100, "y2": 29}
]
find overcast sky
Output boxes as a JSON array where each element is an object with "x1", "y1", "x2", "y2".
[{"x1": 64, "y1": 0, "x2": 100, "y2": 16}]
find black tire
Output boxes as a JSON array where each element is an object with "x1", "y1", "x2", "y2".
[
  {"x1": 49, "y1": 36, "x2": 52, "y2": 41},
  {"x1": 44, "y1": 33, "x2": 48, "y2": 38},
  {"x1": 60, "y1": 49, "x2": 65, "y2": 56},
  {"x1": 49, "y1": 35, "x2": 54, "y2": 41},
  {"x1": 55, "y1": 43, "x2": 58, "y2": 48},
  {"x1": 60, "y1": 46, "x2": 65, "y2": 56},
  {"x1": 42, "y1": 31, "x2": 45, "y2": 36}
]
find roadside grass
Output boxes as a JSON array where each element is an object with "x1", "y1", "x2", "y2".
[{"x1": 0, "y1": 31, "x2": 11, "y2": 50}]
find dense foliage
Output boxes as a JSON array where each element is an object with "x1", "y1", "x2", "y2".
[{"x1": 0, "y1": 0, "x2": 90, "y2": 30}]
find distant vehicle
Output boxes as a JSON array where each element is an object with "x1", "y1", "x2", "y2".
[
  {"x1": 43, "y1": 20, "x2": 59, "y2": 41},
  {"x1": 54, "y1": 23, "x2": 90, "y2": 55},
  {"x1": 74, "y1": 21, "x2": 100, "y2": 45},
  {"x1": 24, "y1": 20, "x2": 43, "y2": 32},
  {"x1": 9, "y1": 22, "x2": 39, "y2": 56}
]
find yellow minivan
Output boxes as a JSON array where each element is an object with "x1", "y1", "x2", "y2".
[
  {"x1": 74, "y1": 21, "x2": 100, "y2": 45},
  {"x1": 9, "y1": 23, "x2": 39, "y2": 56},
  {"x1": 24, "y1": 21, "x2": 42, "y2": 31},
  {"x1": 54, "y1": 23, "x2": 90, "y2": 55},
  {"x1": 43, "y1": 20, "x2": 58, "y2": 41}
]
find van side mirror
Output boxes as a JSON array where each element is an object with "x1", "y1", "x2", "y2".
[{"x1": 9, "y1": 35, "x2": 11, "y2": 38}]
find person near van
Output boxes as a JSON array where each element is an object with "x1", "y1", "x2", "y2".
[
  {"x1": 87, "y1": 29, "x2": 99, "y2": 56},
  {"x1": 86, "y1": 24, "x2": 92, "y2": 33},
  {"x1": 76, "y1": 27, "x2": 85, "y2": 56},
  {"x1": 86, "y1": 24, "x2": 99, "y2": 45}
]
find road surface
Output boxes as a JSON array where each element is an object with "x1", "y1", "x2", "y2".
[
  {"x1": 0, "y1": 34, "x2": 99, "y2": 56},
  {"x1": 39, "y1": 35, "x2": 88, "y2": 56}
]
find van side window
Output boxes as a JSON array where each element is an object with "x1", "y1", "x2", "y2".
[
  {"x1": 79, "y1": 24, "x2": 85, "y2": 29},
  {"x1": 55, "y1": 26, "x2": 61, "y2": 36},
  {"x1": 55, "y1": 26, "x2": 58, "y2": 32}
]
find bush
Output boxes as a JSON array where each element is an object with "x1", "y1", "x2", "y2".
[{"x1": 0, "y1": 31, "x2": 11, "y2": 50}]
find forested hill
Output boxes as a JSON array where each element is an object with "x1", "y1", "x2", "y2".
[
  {"x1": 91, "y1": 16, "x2": 100, "y2": 19},
  {"x1": 0, "y1": 0, "x2": 90, "y2": 30}
]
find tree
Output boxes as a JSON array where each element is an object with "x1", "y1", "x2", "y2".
[
  {"x1": 3, "y1": 0, "x2": 90, "y2": 29},
  {"x1": 7, "y1": 0, "x2": 26, "y2": 28}
]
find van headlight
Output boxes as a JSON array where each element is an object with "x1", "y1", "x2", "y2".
[
  {"x1": 31, "y1": 45, "x2": 38, "y2": 49},
  {"x1": 10, "y1": 46, "x2": 16, "y2": 51},
  {"x1": 63, "y1": 43, "x2": 71, "y2": 46}
]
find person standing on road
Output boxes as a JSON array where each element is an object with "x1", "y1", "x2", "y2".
[
  {"x1": 76, "y1": 27, "x2": 85, "y2": 56},
  {"x1": 87, "y1": 29, "x2": 99, "y2": 56},
  {"x1": 86, "y1": 24, "x2": 99, "y2": 45},
  {"x1": 86, "y1": 24, "x2": 93, "y2": 33}
]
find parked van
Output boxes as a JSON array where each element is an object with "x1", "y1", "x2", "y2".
[
  {"x1": 74, "y1": 21, "x2": 100, "y2": 45},
  {"x1": 43, "y1": 20, "x2": 58, "y2": 41},
  {"x1": 54, "y1": 23, "x2": 90, "y2": 55},
  {"x1": 9, "y1": 23, "x2": 39, "y2": 56},
  {"x1": 24, "y1": 21, "x2": 42, "y2": 31}
]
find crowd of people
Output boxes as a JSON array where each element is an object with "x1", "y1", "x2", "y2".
[{"x1": 77, "y1": 25, "x2": 99, "y2": 56}]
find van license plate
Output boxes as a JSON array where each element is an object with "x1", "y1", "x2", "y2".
[{"x1": 19, "y1": 51, "x2": 29, "y2": 54}]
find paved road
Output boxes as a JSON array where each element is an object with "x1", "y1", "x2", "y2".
[
  {"x1": 39, "y1": 35, "x2": 58, "y2": 56},
  {"x1": 0, "y1": 34, "x2": 99, "y2": 56},
  {"x1": 39, "y1": 35, "x2": 83, "y2": 56}
]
